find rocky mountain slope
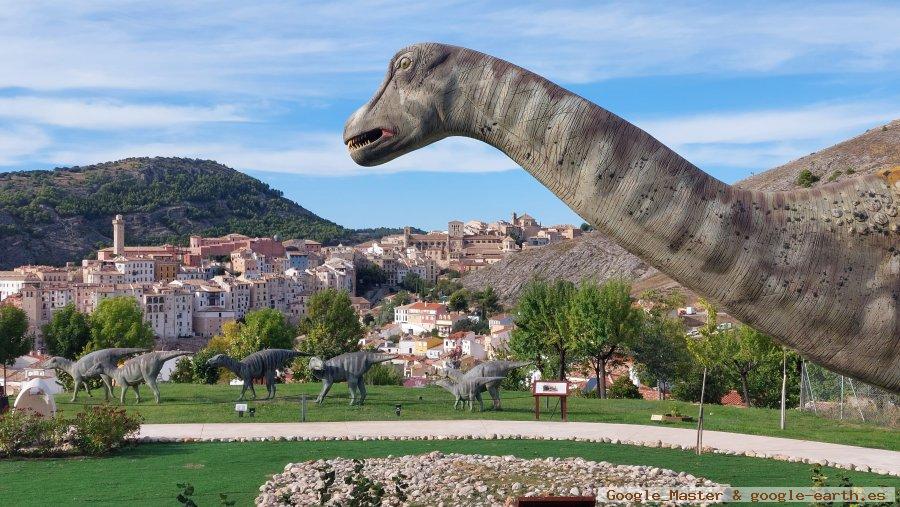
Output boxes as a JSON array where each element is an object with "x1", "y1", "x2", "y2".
[
  {"x1": 0, "y1": 157, "x2": 400, "y2": 269},
  {"x1": 462, "y1": 119, "x2": 899, "y2": 303}
]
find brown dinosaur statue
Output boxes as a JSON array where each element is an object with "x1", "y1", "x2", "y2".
[{"x1": 343, "y1": 42, "x2": 899, "y2": 393}]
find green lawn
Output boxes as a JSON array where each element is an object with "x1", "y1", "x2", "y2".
[
  {"x1": 2, "y1": 439, "x2": 898, "y2": 506},
  {"x1": 54, "y1": 383, "x2": 899, "y2": 450}
]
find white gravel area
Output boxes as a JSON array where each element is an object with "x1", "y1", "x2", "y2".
[{"x1": 256, "y1": 451, "x2": 724, "y2": 506}]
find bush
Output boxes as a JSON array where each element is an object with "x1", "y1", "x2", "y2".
[
  {"x1": 0, "y1": 410, "x2": 62, "y2": 457},
  {"x1": 170, "y1": 357, "x2": 195, "y2": 383},
  {"x1": 607, "y1": 376, "x2": 642, "y2": 399},
  {"x1": 795, "y1": 169, "x2": 820, "y2": 188},
  {"x1": 671, "y1": 367, "x2": 730, "y2": 404},
  {"x1": 365, "y1": 362, "x2": 403, "y2": 386},
  {"x1": 192, "y1": 348, "x2": 221, "y2": 385},
  {"x1": 71, "y1": 405, "x2": 141, "y2": 455}
]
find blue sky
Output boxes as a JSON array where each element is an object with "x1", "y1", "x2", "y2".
[{"x1": 1, "y1": 1, "x2": 899, "y2": 230}]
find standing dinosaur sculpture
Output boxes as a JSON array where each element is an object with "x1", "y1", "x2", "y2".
[
  {"x1": 43, "y1": 348, "x2": 147, "y2": 402},
  {"x1": 87, "y1": 350, "x2": 191, "y2": 404},
  {"x1": 343, "y1": 43, "x2": 900, "y2": 393},
  {"x1": 446, "y1": 360, "x2": 531, "y2": 410},
  {"x1": 309, "y1": 351, "x2": 397, "y2": 405},
  {"x1": 436, "y1": 377, "x2": 506, "y2": 411},
  {"x1": 206, "y1": 349, "x2": 310, "y2": 401}
]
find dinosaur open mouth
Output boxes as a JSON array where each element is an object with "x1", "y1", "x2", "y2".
[{"x1": 345, "y1": 128, "x2": 393, "y2": 151}]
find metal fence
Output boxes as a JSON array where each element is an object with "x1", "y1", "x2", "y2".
[{"x1": 799, "y1": 361, "x2": 899, "y2": 428}]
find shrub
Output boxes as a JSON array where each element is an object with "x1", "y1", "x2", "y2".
[
  {"x1": 607, "y1": 375, "x2": 642, "y2": 399},
  {"x1": 795, "y1": 169, "x2": 820, "y2": 188},
  {"x1": 71, "y1": 405, "x2": 141, "y2": 455},
  {"x1": 0, "y1": 410, "x2": 68, "y2": 457},
  {"x1": 365, "y1": 362, "x2": 403, "y2": 386},
  {"x1": 192, "y1": 348, "x2": 221, "y2": 384},
  {"x1": 671, "y1": 366, "x2": 730, "y2": 404},
  {"x1": 170, "y1": 357, "x2": 195, "y2": 383}
]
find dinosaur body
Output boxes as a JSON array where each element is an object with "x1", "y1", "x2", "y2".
[
  {"x1": 206, "y1": 349, "x2": 309, "y2": 401},
  {"x1": 89, "y1": 350, "x2": 191, "y2": 404},
  {"x1": 344, "y1": 43, "x2": 900, "y2": 393},
  {"x1": 446, "y1": 360, "x2": 531, "y2": 410},
  {"x1": 44, "y1": 348, "x2": 147, "y2": 401},
  {"x1": 309, "y1": 351, "x2": 397, "y2": 405},
  {"x1": 436, "y1": 377, "x2": 506, "y2": 411}
]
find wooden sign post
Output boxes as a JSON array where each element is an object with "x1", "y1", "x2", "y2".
[{"x1": 532, "y1": 380, "x2": 569, "y2": 422}]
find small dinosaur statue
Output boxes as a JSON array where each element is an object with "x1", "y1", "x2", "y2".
[
  {"x1": 446, "y1": 360, "x2": 531, "y2": 410},
  {"x1": 309, "y1": 351, "x2": 397, "y2": 405},
  {"x1": 87, "y1": 350, "x2": 191, "y2": 404},
  {"x1": 43, "y1": 348, "x2": 147, "y2": 402},
  {"x1": 436, "y1": 377, "x2": 506, "y2": 411},
  {"x1": 206, "y1": 349, "x2": 310, "y2": 401}
]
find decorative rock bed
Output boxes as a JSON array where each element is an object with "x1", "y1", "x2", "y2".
[{"x1": 255, "y1": 451, "x2": 724, "y2": 506}]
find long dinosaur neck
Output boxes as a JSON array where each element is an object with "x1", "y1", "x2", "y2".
[
  {"x1": 446, "y1": 56, "x2": 745, "y2": 300},
  {"x1": 220, "y1": 356, "x2": 244, "y2": 376}
]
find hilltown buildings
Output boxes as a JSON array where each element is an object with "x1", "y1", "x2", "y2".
[{"x1": 2, "y1": 210, "x2": 574, "y2": 353}]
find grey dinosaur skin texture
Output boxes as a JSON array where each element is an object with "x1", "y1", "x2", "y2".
[
  {"x1": 87, "y1": 350, "x2": 191, "y2": 404},
  {"x1": 309, "y1": 351, "x2": 397, "y2": 405},
  {"x1": 207, "y1": 349, "x2": 310, "y2": 401},
  {"x1": 446, "y1": 360, "x2": 531, "y2": 410},
  {"x1": 344, "y1": 42, "x2": 900, "y2": 393},
  {"x1": 436, "y1": 377, "x2": 506, "y2": 411},
  {"x1": 44, "y1": 348, "x2": 147, "y2": 402}
]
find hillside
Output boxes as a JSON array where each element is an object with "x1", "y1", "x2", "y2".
[
  {"x1": 0, "y1": 157, "x2": 400, "y2": 269},
  {"x1": 462, "y1": 119, "x2": 900, "y2": 302},
  {"x1": 462, "y1": 232, "x2": 650, "y2": 304},
  {"x1": 737, "y1": 120, "x2": 900, "y2": 191}
]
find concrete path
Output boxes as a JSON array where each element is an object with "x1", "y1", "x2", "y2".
[{"x1": 139, "y1": 420, "x2": 900, "y2": 475}]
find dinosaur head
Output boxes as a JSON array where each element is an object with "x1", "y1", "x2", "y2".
[
  {"x1": 84, "y1": 363, "x2": 104, "y2": 376},
  {"x1": 205, "y1": 354, "x2": 228, "y2": 368},
  {"x1": 344, "y1": 42, "x2": 460, "y2": 166},
  {"x1": 434, "y1": 379, "x2": 455, "y2": 392},
  {"x1": 42, "y1": 356, "x2": 67, "y2": 369},
  {"x1": 308, "y1": 356, "x2": 325, "y2": 374}
]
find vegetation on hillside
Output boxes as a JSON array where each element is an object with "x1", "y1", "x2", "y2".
[{"x1": 0, "y1": 157, "x2": 409, "y2": 268}]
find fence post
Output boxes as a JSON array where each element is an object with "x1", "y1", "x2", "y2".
[{"x1": 300, "y1": 394, "x2": 307, "y2": 422}]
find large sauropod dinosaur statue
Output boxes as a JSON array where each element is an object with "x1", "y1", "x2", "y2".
[
  {"x1": 44, "y1": 348, "x2": 148, "y2": 402},
  {"x1": 309, "y1": 351, "x2": 397, "y2": 405},
  {"x1": 446, "y1": 360, "x2": 531, "y2": 410},
  {"x1": 206, "y1": 349, "x2": 310, "y2": 401},
  {"x1": 87, "y1": 350, "x2": 191, "y2": 404},
  {"x1": 343, "y1": 43, "x2": 900, "y2": 393},
  {"x1": 436, "y1": 377, "x2": 507, "y2": 411}
]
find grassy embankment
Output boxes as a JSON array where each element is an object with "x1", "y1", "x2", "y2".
[
  {"x1": 53, "y1": 383, "x2": 899, "y2": 450},
  {"x1": 3, "y1": 438, "x2": 899, "y2": 506}
]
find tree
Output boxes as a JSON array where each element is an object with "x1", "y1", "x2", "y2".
[
  {"x1": 169, "y1": 357, "x2": 195, "y2": 383},
  {"x1": 0, "y1": 306, "x2": 31, "y2": 395},
  {"x1": 356, "y1": 264, "x2": 387, "y2": 293},
  {"x1": 632, "y1": 315, "x2": 689, "y2": 399},
  {"x1": 299, "y1": 289, "x2": 362, "y2": 358},
  {"x1": 571, "y1": 280, "x2": 643, "y2": 398},
  {"x1": 579, "y1": 222, "x2": 594, "y2": 232},
  {"x1": 472, "y1": 287, "x2": 502, "y2": 319},
  {"x1": 451, "y1": 317, "x2": 488, "y2": 335},
  {"x1": 509, "y1": 279, "x2": 577, "y2": 380},
  {"x1": 719, "y1": 325, "x2": 779, "y2": 408},
  {"x1": 42, "y1": 303, "x2": 91, "y2": 359},
  {"x1": 239, "y1": 309, "x2": 295, "y2": 354},
  {"x1": 85, "y1": 296, "x2": 153, "y2": 352},
  {"x1": 448, "y1": 289, "x2": 469, "y2": 312},
  {"x1": 400, "y1": 272, "x2": 427, "y2": 294}
]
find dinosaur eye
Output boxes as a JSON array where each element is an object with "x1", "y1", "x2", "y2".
[{"x1": 397, "y1": 56, "x2": 412, "y2": 70}]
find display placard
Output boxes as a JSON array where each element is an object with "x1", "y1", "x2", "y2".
[{"x1": 532, "y1": 380, "x2": 569, "y2": 396}]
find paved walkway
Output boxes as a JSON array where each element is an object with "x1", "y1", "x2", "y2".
[{"x1": 139, "y1": 420, "x2": 900, "y2": 475}]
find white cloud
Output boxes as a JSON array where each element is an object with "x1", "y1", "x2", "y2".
[
  {"x1": 0, "y1": 97, "x2": 246, "y2": 129},
  {"x1": 0, "y1": 126, "x2": 51, "y2": 165},
  {"x1": 636, "y1": 103, "x2": 899, "y2": 146},
  {"x1": 1, "y1": 1, "x2": 899, "y2": 95}
]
